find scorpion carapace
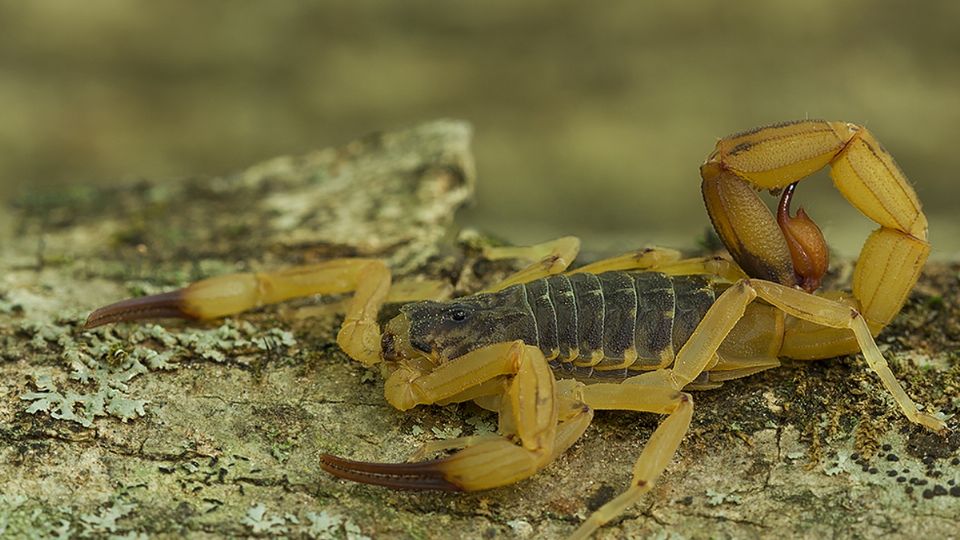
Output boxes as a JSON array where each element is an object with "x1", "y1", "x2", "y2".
[{"x1": 84, "y1": 120, "x2": 946, "y2": 539}]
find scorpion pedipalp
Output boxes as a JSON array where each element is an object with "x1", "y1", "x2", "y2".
[
  {"x1": 83, "y1": 290, "x2": 196, "y2": 328},
  {"x1": 318, "y1": 453, "x2": 462, "y2": 491}
]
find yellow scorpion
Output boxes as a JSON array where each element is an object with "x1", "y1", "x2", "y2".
[{"x1": 85, "y1": 120, "x2": 946, "y2": 539}]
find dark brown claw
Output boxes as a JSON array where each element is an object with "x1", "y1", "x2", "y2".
[
  {"x1": 83, "y1": 290, "x2": 195, "y2": 329},
  {"x1": 777, "y1": 182, "x2": 829, "y2": 292},
  {"x1": 318, "y1": 453, "x2": 462, "y2": 491}
]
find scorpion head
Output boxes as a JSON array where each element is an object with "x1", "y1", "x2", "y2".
[{"x1": 382, "y1": 286, "x2": 536, "y2": 365}]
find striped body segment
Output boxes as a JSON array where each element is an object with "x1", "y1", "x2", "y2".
[
  {"x1": 519, "y1": 272, "x2": 718, "y2": 375},
  {"x1": 401, "y1": 271, "x2": 721, "y2": 379}
]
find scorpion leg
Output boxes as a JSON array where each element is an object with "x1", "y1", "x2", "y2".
[
  {"x1": 566, "y1": 246, "x2": 682, "y2": 275},
  {"x1": 483, "y1": 238, "x2": 744, "y2": 291},
  {"x1": 566, "y1": 279, "x2": 761, "y2": 538},
  {"x1": 482, "y1": 236, "x2": 580, "y2": 292},
  {"x1": 671, "y1": 277, "x2": 943, "y2": 431},
  {"x1": 569, "y1": 383, "x2": 692, "y2": 540},
  {"x1": 568, "y1": 248, "x2": 747, "y2": 284},
  {"x1": 646, "y1": 256, "x2": 747, "y2": 282},
  {"x1": 748, "y1": 280, "x2": 946, "y2": 432},
  {"x1": 411, "y1": 378, "x2": 590, "y2": 461},
  {"x1": 567, "y1": 270, "x2": 939, "y2": 537},
  {"x1": 321, "y1": 341, "x2": 594, "y2": 491}
]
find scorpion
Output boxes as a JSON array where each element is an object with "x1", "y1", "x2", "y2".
[{"x1": 84, "y1": 120, "x2": 947, "y2": 538}]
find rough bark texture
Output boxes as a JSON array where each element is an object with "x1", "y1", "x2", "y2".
[{"x1": 1, "y1": 120, "x2": 958, "y2": 539}]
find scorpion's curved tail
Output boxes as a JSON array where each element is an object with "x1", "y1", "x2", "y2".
[{"x1": 700, "y1": 120, "x2": 928, "y2": 337}]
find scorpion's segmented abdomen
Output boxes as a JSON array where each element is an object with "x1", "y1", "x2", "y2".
[{"x1": 517, "y1": 271, "x2": 716, "y2": 375}]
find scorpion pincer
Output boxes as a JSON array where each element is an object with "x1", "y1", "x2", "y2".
[{"x1": 84, "y1": 120, "x2": 947, "y2": 539}]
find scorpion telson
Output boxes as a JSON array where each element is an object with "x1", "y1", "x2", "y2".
[
  {"x1": 777, "y1": 181, "x2": 829, "y2": 292},
  {"x1": 85, "y1": 120, "x2": 947, "y2": 539}
]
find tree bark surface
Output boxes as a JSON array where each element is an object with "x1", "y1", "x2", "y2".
[{"x1": 1, "y1": 120, "x2": 958, "y2": 539}]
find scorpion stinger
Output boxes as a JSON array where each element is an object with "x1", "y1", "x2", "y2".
[{"x1": 776, "y1": 181, "x2": 830, "y2": 293}]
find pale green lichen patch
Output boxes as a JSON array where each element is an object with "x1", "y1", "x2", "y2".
[
  {"x1": 241, "y1": 503, "x2": 287, "y2": 534},
  {"x1": 79, "y1": 501, "x2": 137, "y2": 536},
  {"x1": 0, "y1": 494, "x2": 145, "y2": 540},
  {"x1": 0, "y1": 293, "x2": 23, "y2": 316},
  {"x1": 0, "y1": 495, "x2": 72, "y2": 540},
  {"x1": 705, "y1": 488, "x2": 743, "y2": 506},
  {"x1": 21, "y1": 373, "x2": 147, "y2": 426},
  {"x1": 240, "y1": 503, "x2": 373, "y2": 539},
  {"x1": 16, "y1": 316, "x2": 295, "y2": 426}
]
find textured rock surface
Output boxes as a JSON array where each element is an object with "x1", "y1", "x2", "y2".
[{"x1": 1, "y1": 120, "x2": 958, "y2": 539}]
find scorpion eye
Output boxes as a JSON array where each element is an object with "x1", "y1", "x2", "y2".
[{"x1": 448, "y1": 308, "x2": 469, "y2": 322}]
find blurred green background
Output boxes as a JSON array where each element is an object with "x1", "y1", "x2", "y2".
[{"x1": 2, "y1": 1, "x2": 959, "y2": 258}]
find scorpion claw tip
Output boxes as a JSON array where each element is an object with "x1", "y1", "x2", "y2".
[
  {"x1": 83, "y1": 290, "x2": 193, "y2": 329},
  {"x1": 319, "y1": 453, "x2": 462, "y2": 491}
]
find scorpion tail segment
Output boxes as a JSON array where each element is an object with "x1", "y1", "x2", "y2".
[
  {"x1": 700, "y1": 165, "x2": 797, "y2": 286},
  {"x1": 706, "y1": 120, "x2": 854, "y2": 190},
  {"x1": 828, "y1": 127, "x2": 930, "y2": 331},
  {"x1": 829, "y1": 126, "x2": 927, "y2": 239},
  {"x1": 777, "y1": 182, "x2": 829, "y2": 292},
  {"x1": 700, "y1": 120, "x2": 859, "y2": 287},
  {"x1": 318, "y1": 454, "x2": 463, "y2": 491},
  {"x1": 704, "y1": 120, "x2": 929, "y2": 330},
  {"x1": 83, "y1": 290, "x2": 197, "y2": 329}
]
